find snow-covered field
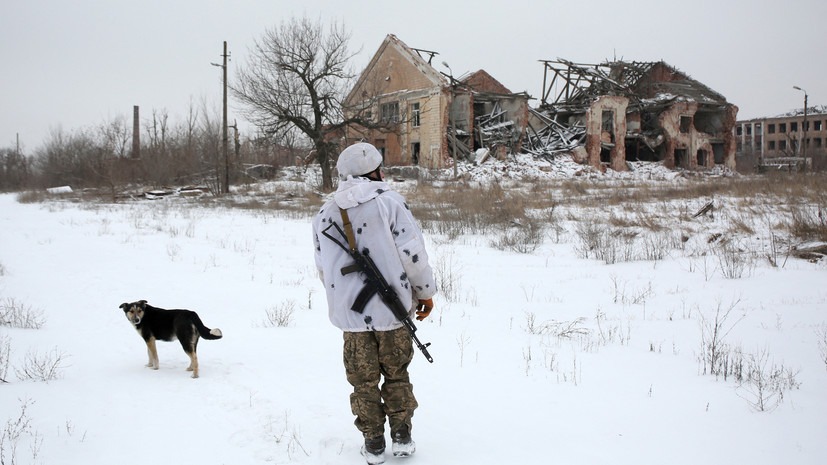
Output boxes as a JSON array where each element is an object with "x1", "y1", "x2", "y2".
[{"x1": 1, "y1": 167, "x2": 825, "y2": 464}]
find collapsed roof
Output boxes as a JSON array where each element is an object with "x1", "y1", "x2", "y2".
[
  {"x1": 525, "y1": 59, "x2": 738, "y2": 171},
  {"x1": 538, "y1": 59, "x2": 730, "y2": 112}
]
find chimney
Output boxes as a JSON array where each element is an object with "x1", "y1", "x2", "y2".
[{"x1": 132, "y1": 105, "x2": 140, "y2": 159}]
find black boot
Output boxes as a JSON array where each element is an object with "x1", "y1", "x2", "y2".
[
  {"x1": 361, "y1": 436, "x2": 386, "y2": 464},
  {"x1": 392, "y1": 425, "x2": 416, "y2": 457}
]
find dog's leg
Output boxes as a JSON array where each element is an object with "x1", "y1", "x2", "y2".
[
  {"x1": 186, "y1": 351, "x2": 199, "y2": 378},
  {"x1": 146, "y1": 338, "x2": 159, "y2": 370},
  {"x1": 145, "y1": 342, "x2": 153, "y2": 367},
  {"x1": 182, "y1": 331, "x2": 200, "y2": 378}
]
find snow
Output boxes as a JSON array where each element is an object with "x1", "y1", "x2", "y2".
[
  {"x1": 774, "y1": 105, "x2": 827, "y2": 118},
  {"x1": 1, "y1": 167, "x2": 826, "y2": 464}
]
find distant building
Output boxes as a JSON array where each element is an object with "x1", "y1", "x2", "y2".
[
  {"x1": 533, "y1": 60, "x2": 739, "y2": 172},
  {"x1": 343, "y1": 34, "x2": 529, "y2": 169},
  {"x1": 735, "y1": 107, "x2": 827, "y2": 171}
]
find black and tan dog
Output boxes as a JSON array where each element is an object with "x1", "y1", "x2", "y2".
[{"x1": 120, "y1": 300, "x2": 223, "y2": 378}]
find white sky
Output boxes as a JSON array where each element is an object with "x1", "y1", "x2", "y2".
[{"x1": 2, "y1": 0, "x2": 825, "y2": 150}]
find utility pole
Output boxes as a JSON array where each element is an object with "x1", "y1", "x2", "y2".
[
  {"x1": 793, "y1": 86, "x2": 808, "y2": 170},
  {"x1": 132, "y1": 106, "x2": 140, "y2": 159},
  {"x1": 213, "y1": 41, "x2": 230, "y2": 194},
  {"x1": 803, "y1": 93, "x2": 808, "y2": 169},
  {"x1": 221, "y1": 41, "x2": 229, "y2": 193}
]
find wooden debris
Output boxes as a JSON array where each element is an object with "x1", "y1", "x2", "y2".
[
  {"x1": 524, "y1": 109, "x2": 586, "y2": 158},
  {"x1": 692, "y1": 200, "x2": 714, "y2": 218}
]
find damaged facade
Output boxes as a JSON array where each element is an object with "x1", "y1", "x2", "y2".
[
  {"x1": 529, "y1": 60, "x2": 738, "y2": 171},
  {"x1": 343, "y1": 34, "x2": 529, "y2": 169}
]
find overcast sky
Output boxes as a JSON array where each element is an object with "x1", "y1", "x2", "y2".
[{"x1": 2, "y1": 0, "x2": 824, "y2": 150}]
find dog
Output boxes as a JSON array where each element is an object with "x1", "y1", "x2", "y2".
[{"x1": 119, "y1": 300, "x2": 223, "y2": 378}]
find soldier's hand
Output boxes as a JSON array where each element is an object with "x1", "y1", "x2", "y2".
[{"x1": 415, "y1": 298, "x2": 434, "y2": 321}]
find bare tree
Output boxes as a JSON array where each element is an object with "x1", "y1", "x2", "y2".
[
  {"x1": 232, "y1": 17, "x2": 368, "y2": 190},
  {"x1": 199, "y1": 98, "x2": 223, "y2": 193},
  {"x1": 99, "y1": 115, "x2": 132, "y2": 159},
  {"x1": 0, "y1": 146, "x2": 31, "y2": 191},
  {"x1": 35, "y1": 127, "x2": 100, "y2": 188}
]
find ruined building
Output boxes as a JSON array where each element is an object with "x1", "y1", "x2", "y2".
[
  {"x1": 529, "y1": 60, "x2": 738, "y2": 171},
  {"x1": 343, "y1": 34, "x2": 529, "y2": 169}
]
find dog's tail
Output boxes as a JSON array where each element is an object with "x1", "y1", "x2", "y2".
[{"x1": 193, "y1": 314, "x2": 223, "y2": 340}]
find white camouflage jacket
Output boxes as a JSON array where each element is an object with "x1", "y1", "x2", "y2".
[{"x1": 312, "y1": 177, "x2": 437, "y2": 332}]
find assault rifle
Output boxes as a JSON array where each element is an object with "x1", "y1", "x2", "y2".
[{"x1": 321, "y1": 211, "x2": 434, "y2": 363}]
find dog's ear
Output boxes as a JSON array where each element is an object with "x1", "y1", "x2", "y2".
[
  {"x1": 138, "y1": 299, "x2": 147, "y2": 308},
  {"x1": 119, "y1": 302, "x2": 129, "y2": 312}
]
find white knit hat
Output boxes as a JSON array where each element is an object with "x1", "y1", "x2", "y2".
[{"x1": 336, "y1": 142, "x2": 383, "y2": 179}]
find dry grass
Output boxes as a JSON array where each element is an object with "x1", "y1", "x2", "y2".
[
  {"x1": 409, "y1": 181, "x2": 532, "y2": 239},
  {"x1": 787, "y1": 205, "x2": 827, "y2": 242},
  {"x1": 406, "y1": 172, "x2": 827, "y2": 245},
  {"x1": 13, "y1": 168, "x2": 827, "y2": 248}
]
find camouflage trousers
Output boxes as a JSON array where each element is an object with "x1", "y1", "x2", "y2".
[{"x1": 343, "y1": 327, "x2": 418, "y2": 440}]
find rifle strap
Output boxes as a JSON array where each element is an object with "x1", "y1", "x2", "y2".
[{"x1": 339, "y1": 208, "x2": 358, "y2": 252}]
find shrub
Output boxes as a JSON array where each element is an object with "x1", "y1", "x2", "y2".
[
  {"x1": 490, "y1": 218, "x2": 545, "y2": 254},
  {"x1": 262, "y1": 301, "x2": 297, "y2": 328},
  {"x1": 736, "y1": 347, "x2": 800, "y2": 412},
  {"x1": 817, "y1": 324, "x2": 827, "y2": 372},
  {"x1": 711, "y1": 239, "x2": 754, "y2": 279},
  {"x1": 788, "y1": 204, "x2": 827, "y2": 242},
  {"x1": 0, "y1": 298, "x2": 46, "y2": 329},
  {"x1": 0, "y1": 334, "x2": 10, "y2": 383},
  {"x1": 0, "y1": 399, "x2": 43, "y2": 464},
  {"x1": 14, "y1": 347, "x2": 67, "y2": 382},
  {"x1": 698, "y1": 298, "x2": 744, "y2": 379}
]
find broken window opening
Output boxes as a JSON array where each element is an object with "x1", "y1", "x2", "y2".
[
  {"x1": 624, "y1": 139, "x2": 656, "y2": 162},
  {"x1": 814, "y1": 121, "x2": 822, "y2": 131},
  {"x1": 473, "y1": 102, "x2": 487, "y2": 119},
  {"x1": 697, "y1": 149, "x2": 707, "y2": 167},
  {"x1": 814, "y1": 138, "x2": 822, "y2": 148},
  {"x1": 675, "y1": 148, "x2": 687, "y2": 168},
  {"x1": 641, "y1": 111, "x2": 658, "y2": 131},
  {"x1": 695, "y1": 111, "x2": 723, "y2": 134},
  {"x1": 779, "y1": 123, "x2": 787, "y2": 133},
  {"x1": 791, "y1": 121, "x2": 798, "y2": 132},
  {"x1": 601, "y1": 110, "x2": 615, "y2": 143},
  {"x1": 380, "y1": 101, "x2": 400, "y2": 124},
  {"x1": 769, "y1": 141, "x2": 776, "y2": 150},
  {"x1": 600, "y1": 146, "x2": 612, "y2": 164},
  {"x1": 411, "y1": 102, "x2": 421, "y2": 128},
  {"x1": 680, "y1": 116, "x2": 692, "y2": 133},
  {"x1": 712, "y1": 144, "x2": 724, "y2": 165},
  {"x1": 411, "y1": 142, "x2": 420, "y2": 165},
  {"x1": 768, "y1": 123, "x2": 775, "y2": 134},
  {"x1": 602, "y1": 110, "x2": 614, "y2": 132},
  {"x1": 779, "y1": 140, "x2": 787, "y2": 150}
]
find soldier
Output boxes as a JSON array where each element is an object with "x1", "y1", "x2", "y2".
[{"x1": 312, "y1": 142, "x2": 437, "y2": 464}]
